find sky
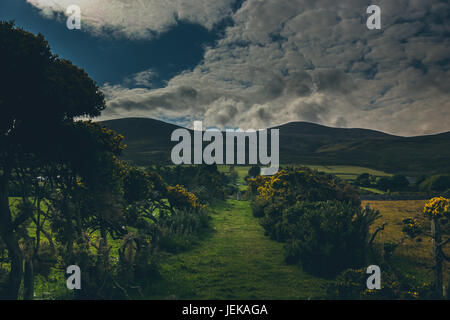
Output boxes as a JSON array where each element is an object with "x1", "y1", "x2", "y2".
[{"x1": 1, "y1": 0, "x2": 449, "y2": 136}]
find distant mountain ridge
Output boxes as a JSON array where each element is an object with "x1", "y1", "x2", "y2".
[{"x1": 101, "y1": 117, "x2": 450, "y2": 175}]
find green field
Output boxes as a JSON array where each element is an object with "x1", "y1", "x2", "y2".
[
  {"x1": 144, "y1": 199, "x2": 328, "y2": 299},
  {"x1": 303, "y1": 165, "x2": 392, "y2": 181},
  {"x1": 218, "y1": 164, "x2": 392, "y2": 182},
  {"x1": 359, "y1": 187, "x2": 387, "y2": 194}
]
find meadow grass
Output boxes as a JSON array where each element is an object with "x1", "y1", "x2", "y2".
[
  {"x1": 144, "y1": 199, "x2": 448, "y2": 299},
  {"x1": 360, "y1": 187, "x2": 387, "y2": 194},
  {"x1": 364, "y1": 200, "x2": 450, "y2": 286},
  {"x1": 144, "y1": 199, "x2": 328, "y2": 299}
]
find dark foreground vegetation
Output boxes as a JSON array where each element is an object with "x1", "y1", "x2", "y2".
[{"x1": 0, "y1": 22, "x2": 239, "y2": 299}]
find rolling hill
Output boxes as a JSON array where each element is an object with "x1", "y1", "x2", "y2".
[{"x1": 101, "y1": 117, "x2": 450, "y2": 175}]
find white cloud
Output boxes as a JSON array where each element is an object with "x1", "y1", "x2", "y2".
[
  {"x1": 29, "y1": 0, "x2": 450, "y2": 136},
  {"x1": 26, "y1": 0, "x2": 234, "y2": 39}
]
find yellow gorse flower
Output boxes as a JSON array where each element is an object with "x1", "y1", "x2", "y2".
[
  {"x1": 167, "y1": 184, "x2": 205, "y2": 209},
  {"x1": 423, "y1": 196, "x2": 450, "y2": 218}
]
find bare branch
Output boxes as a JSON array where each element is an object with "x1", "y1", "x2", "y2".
[
  {"x1": 437, "y1": 238, "x2": 450, "y2": 249},
  {"x1": 369, "y1": 222, "x2": 388, "y2": 246}
]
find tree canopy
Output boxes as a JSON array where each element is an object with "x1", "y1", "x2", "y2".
[{"x1": 0, "y1": 21, "x2": 114, "y2": 299}]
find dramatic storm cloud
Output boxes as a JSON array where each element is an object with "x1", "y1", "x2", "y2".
[
  {"x1": 27, "y1": 0, "x2": 450, "y2": 136},
  {"x1": 26, "y1": 0, "x2": 234, "y2": 38}
]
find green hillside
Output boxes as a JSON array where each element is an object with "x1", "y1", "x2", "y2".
[{"x1": 101, "y1": 117, "x2": 450, "y2": 175}]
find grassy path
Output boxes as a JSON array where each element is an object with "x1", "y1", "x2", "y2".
[{"x1": 146, "y1": 199, "x2": 328, "y2": 299}]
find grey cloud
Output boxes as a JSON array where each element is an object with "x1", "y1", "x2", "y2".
[
  {"x1": 99, "y1": 0, "x2": 450, "y2": 136},
  {"x1": 285, "y1": 71, "x2": 313, "y2": 96},
  {"x1": 205, "y1": 103, "x2": 238, "y2": 127},
  {"x1": 315, "y1": 70, "x2": 355, "y2": 94},
  {"x1": 294, "y1": 102, "x2": 328, "y2": 123}
]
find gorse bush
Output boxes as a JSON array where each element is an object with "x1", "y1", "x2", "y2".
[
  {"x1": 250, "y1": 197, "x2": 268, "y2": 218},
  {"x1": 248, "y1": 166, "x2": 380, "y2": 277},
  {"x1": 278, "y1": 201, "x2": 380, "y2": 277},
  {"x1": 154, "y1": 164, "x2": 228, "y2": 203},
  {"x1": 167, "y1": 185, "x2": 205, "y2": 211},
  {"x1": 248, "y1": 167, "x2": 360, "y2": 207}
]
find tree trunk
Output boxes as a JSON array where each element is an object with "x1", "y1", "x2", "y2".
[
  {"x1": 0, "y1": 233, "x2": 23, "y2": 299},
  {"x1": 23, "y1": 258, "x2": 34, "y2": 300},
  {"x1": 0, "y1": 187, "x2": 23, "y2": 299},
  {"x1": 431, "y1": 217, "x2": 443, "y2": 299}
]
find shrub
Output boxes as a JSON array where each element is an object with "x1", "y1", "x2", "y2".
[
  {"x1": 377, "y1": 175, "x2": 410, "y2": 192},
  {"x1": 247, "y1": 166, "x2": 261, "y2": 179},
  {"x1": 167, "y1": 184, "x2": 205, "y2": 211},
  {"x1": 158, "y1": 207, "x2": 211, "y2": 253},
  {"x1": 255, "y1": 167, "x2": 360, "y2": 207},
  {"x1": 279, "y1": 201, "x2": 379, "y2": 277},
  {"x1": 118, "y1": 232, "x2": 159, "y2": 286},
  {"x1": 423, "y1": 196, "x2": 450, "y2": 218},
  {"x1": 402, "y1": 217, "x2": 422, "y2": 238},
  {"x1": 250, "y1": 197, "x2": 268, "y2": 218},
  {"x1": 247, "y1": 175, "x2": 270, "y2": 199},
  {"x1": 248, "y1": 166, "x2": 370, "y2": 277},
  {"x1": 155, "y1": 164, "x2": 227, "y2": 203},
  {"x1": 355, "y1": 173, "x2": 372, "y2": 187},
  {"x1": 420, "y1": 175, "x2": 450, "y2": 192},
  {"x1": 326, "y1": 267, "x2": 437, "y2": 300}
]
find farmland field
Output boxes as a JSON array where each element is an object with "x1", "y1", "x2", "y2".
[
  {"x1": 304, "y1": 165, "x2": 392, "y2": 181},
  {"x1": 364, "y1": 200, "x2": 450, "y2": 286},
  {"x1": 218, "y1": 164, "x2": 392, "y2": 181}
]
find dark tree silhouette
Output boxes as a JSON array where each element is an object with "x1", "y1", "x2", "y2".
[{"x1": 0, "y1": 21, "x2": 107, "y2": 299}]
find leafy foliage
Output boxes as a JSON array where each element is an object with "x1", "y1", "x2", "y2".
[
  {"x1": 279, "y1": 201, "x2": 380, "y2": 276},
  {"x1": 376, "y1": 175, "x2": 410, "y2": 192},
  {"x1": 156, "y1": 164, "x2": 229, "y2": 203},
  {"x1": 326, "y1": 267, "x2": 436, "y2": 300},
  {"x1": 419, "y1": 175, "x2": 450, "y2": 192},
  {"x1": 248, "y1": 166, "x2": 379, "y2": 277}
]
